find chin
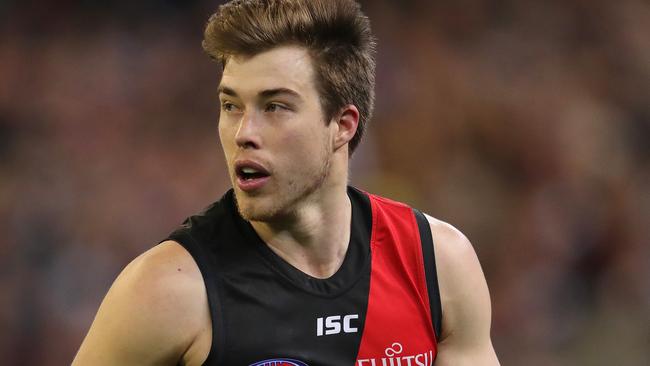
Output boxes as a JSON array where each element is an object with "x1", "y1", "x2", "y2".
[{"x1": 234, "y1": 191, "x2": 286, "y2": 222}]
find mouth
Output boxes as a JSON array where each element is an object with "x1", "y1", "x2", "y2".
[{"x1": 234, "y1": 160, "x2": 271, "y2": 192}]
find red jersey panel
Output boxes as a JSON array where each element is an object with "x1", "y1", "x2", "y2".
[{"x1": 355, "y1": 194, "x2": 438, "y2": 366}]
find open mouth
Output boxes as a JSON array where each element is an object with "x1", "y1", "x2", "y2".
[
  {"x1": 237, "y1": 166, "x2": 270, "y2": 181},
  {"x1": 234, "y1": 160, "x2": 271, "y2": 191}
]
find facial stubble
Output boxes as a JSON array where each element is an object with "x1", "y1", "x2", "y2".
[{"x1": 234, "y1": 139, "x2": 333, "y2": 223}]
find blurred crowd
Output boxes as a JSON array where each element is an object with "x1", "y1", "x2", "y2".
[{"x1": 1, "y1": 0, "x2": 648, "y2": 365}]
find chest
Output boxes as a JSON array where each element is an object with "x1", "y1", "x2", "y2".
[{"x1": 212, "y1": 244, "x2": 436, "y2": 366}]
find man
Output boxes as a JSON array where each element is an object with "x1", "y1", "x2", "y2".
[{"x1": 73, "y1": 0, "x2": 499, "y2": 365}]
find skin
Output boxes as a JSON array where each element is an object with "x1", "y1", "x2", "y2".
[
  {"x1": 217, "y1": 46, "x2": 357, "y2": 277},
  {"x1": 72, "y1": 45, "x2": 499, "y2": 365}
]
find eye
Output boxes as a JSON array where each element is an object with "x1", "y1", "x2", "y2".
[
  {"x1": 221, "y1": 101, "x2": 239, "y2": 112},
  {"x1": 265, "y1": 103, "x2": 288, "y2": 113}
]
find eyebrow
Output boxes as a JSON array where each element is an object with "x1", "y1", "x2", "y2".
[
  {"x1": 217, "y1": 86, "x2": 238, "y2": 96},
  {"x1": 218, "y1": 85, "x2": 303, "y2": 101}
]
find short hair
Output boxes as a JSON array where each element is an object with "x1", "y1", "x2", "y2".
[{"x1": 203, "y1": 0, "x2": 376, "y2": 155}]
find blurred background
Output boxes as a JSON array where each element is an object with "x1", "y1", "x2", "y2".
[{"x1": 1, "y1": 0, "x2": 648, "y2": 364}]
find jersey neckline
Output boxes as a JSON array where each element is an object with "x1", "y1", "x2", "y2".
[{"x1": 228, "y1": 186, "x2": 373, "y2": 298}]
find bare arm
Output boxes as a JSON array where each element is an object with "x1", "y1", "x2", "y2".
[
  {"x1": 427, "y1": 216, "x2": 500, "y2": 366},
  {"x1": 72, "y1": 241, "x2": 210, "y2": 366}
]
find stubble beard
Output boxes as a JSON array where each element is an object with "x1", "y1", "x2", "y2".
[{"x1": 235, "y1": 148, "x2": 332, "y2": 223}]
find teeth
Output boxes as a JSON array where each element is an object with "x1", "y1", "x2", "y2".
[{"x1": 241, "y1": 167, "x2": 259, "y2": 174}]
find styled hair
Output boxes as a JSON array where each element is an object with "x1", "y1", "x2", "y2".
[{"x1": 203, "y1": 0, "x2": 376, "y2": 154}]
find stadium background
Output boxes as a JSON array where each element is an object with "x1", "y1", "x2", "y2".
[{"x1": 1, "y1": 0, "x2": 648, "y2": 364}]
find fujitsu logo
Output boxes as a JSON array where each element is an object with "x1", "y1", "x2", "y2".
[
  {"x1": 357, "y1": 342, "x2": 434, "y2": 366},
  {"x1": 249, "y1": 359, "x2": 308, "y2": 366}
]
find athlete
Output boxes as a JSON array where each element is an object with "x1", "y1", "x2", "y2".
[{"x1": 73, "y1": 0, "x2": 499, "y2": 365}]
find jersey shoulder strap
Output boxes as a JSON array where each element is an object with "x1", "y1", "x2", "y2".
[
  {"x1": 162, "y1": 192, "x2": 236, "y2": 366},
  {"x1": 412, "y1": 208, "x2": 443, "y2": 341}
]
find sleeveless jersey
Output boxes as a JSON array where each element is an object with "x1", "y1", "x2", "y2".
[{"x1": 165, "y1": 187, "x2": 442, "y2": 366}]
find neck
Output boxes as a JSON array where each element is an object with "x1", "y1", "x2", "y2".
[{"x1": 250, "y1": 155, "x2": 351, "y2": 279}]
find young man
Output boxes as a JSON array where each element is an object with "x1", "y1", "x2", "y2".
[{"x1": 73, "y1": 0, "x2": 499, "y2": 365}]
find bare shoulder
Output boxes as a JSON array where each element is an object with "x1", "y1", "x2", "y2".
[
  {"x1": 422, "y1": 214, "x2": 489, "y2": 331},
  {"x1": 117, "y1": 241, "x2": 207, "y2": 325},
  {"x1": 424, "y1": 215, "x2": 478, "y2": 269},
  {"x1": 73, "y1": 241, "x2": 210, "y2": 366},
  {"x1": 126, "y1": 240, "x2": 205, "y2": 295},
  {"x1": 421, "y1": 214, "x2": 499, "y2": 364}
]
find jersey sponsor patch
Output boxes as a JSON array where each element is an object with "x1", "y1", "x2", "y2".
[
  {"x1": 357, "y1": 342, "x2": 434, "y2": 366},
  {"x1": 249, "y1": 359, "x2": 309, "y2": 366}
]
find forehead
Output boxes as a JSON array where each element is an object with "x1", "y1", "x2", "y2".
[{"x1": 220, "y1": 45, "x2": 318, "y2": 98}]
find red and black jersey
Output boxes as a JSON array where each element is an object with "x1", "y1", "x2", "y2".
[{"x1": 166, "y1": 187, "x2": 442, "y2": 366}]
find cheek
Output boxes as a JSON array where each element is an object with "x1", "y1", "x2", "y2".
[
  {"x1": 218, "y1": 120, "x2": 234, "y2": 154},
  {"x1": 285, "y1": 116, "x2": 331, "y2": 151},
  {"x1": 284, "y1": 129, "x2": 331, "y2": 169},
  {"x1": 281, "y1": 129, "x2": 323, "y2": 157}
]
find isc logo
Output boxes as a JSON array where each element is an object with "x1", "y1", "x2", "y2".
[{"x1": 316, "y1": 314, "x2": 359, "y2": 336}]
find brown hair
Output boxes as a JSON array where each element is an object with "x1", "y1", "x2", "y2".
[{"x1": 203, "y1": 0, "x2": 376, "y2": 154}]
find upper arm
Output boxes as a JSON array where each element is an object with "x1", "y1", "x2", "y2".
[
  {"x1": 426, "y1": 215, "x2": 500, "y2": 366},
  {"x1": 72, "y1": 241, "x2": 209, "y2": 366}
]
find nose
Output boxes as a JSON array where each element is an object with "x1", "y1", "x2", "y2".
[{"x1": 235, "y1": 110, "x2": 261, "y2": 149}]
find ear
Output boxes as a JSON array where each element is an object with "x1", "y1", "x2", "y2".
[{"x1": 332, "y1": 104, "x2": 360, "y2": 151}]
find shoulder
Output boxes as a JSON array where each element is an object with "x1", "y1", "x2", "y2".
[
  {"x1": 73, "y1": 241, "x2": 210, "y2": 365},
  {"x1": 118, "y1": 241, "x2": 207, "y2": 320},
  {"x1": 424, "y1": 215, "x2": 479, "y2": 272},
  {"x1": 113, "y1": 241, "x2": 206, "y2": 323},
  {"x1": 422, "y1": 214, "x2": 493, "y2": 344}
]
